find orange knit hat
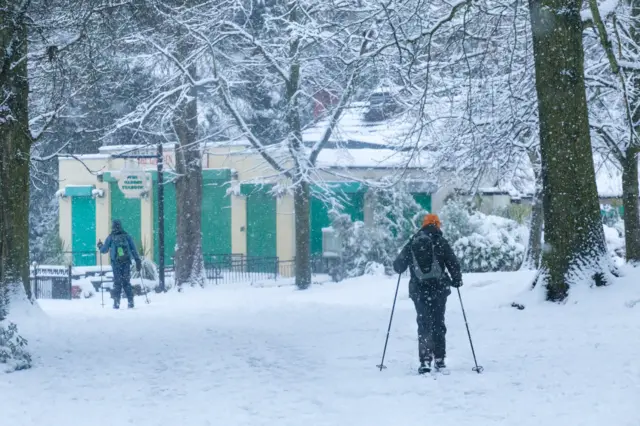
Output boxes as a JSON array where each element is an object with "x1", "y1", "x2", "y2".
[{"x1": 422, "y1": 213, "x2": 441, "y2": 229}]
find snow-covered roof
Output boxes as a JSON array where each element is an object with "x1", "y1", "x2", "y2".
[
  {"x1": 315, "y1": 148, "x2": 434, "y2": 169},
  {"x1": 302, "y1": 101, "x2": 418, "y2": 148}
]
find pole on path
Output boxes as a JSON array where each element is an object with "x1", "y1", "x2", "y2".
[
  {"x1": 377, "y1": 274, "x2": 402, "y2": 371},
  {"x1": 157, "y1": 142, "x2": 166, "y2": 292},
  {"x1": 456, "y1": 287, "x2": 483, "y2": 373}
]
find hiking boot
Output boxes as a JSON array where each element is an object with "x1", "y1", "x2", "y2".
[
  {"x1": 418, "y1": 363, "x2": 431, "y2": 374},
  {"x1": 113, "y1": 302, "x2": 120, "y2": 310},
  {"x1": 418, "y1": 358, "x2": 432, "y2": 374},
  {"x1": 434, "y1": 358, "x2": 446, "y2": 370},
  {"x1": 128, "y1": 299, "x2": 134, "y2": 309}
]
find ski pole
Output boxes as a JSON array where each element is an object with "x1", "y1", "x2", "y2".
[
  {"x1": 140, "y1": 275, "x2": 150, "y2": 304},
  {"x1": 456, "y1": 287, "x2": 483, "y2": 373},
  {"x1": 99, "y1": 250, "x2": 104, "y2": 308},
  {"x1": 377, "y1": 274, "x2": 402, "y2": 371}
]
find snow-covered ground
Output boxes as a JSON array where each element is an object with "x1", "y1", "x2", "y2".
[{"x1": 3, "y1": 269, "x2": 640, "y2": 426}]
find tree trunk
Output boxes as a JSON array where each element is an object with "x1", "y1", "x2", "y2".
[
  {"x1": 0, "y1": 4, "x2": 32, "y2": 320},
  {"x1": 625, "y1": 0, "x2": 640, "y2": 264},
  {"x1": 529, "y1": 0, "x2": 610, "y2": 301},
  {"x1": 621, "y1": 148, "x2": 640, "y2": 262},
  {"x1": 523, "y1": 149, "x2": 544, "y2": 270},
  {"x1": 173, "y1": 62, "x2": 204, "y2": 288},
  {"x1": 294, "y1": 181, "x2": 312, "y2": 289},
  {"x1": 523, "y1": 183, "x2": 544, "y2": 269},
  {"x1": 285, "y1": 6, "x2": 311, "y2": 289}
]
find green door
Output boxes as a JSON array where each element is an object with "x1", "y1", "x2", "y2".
[
  {"x1": 202, "y1": 180, "x2": 232, "y2": 258},
  {"x1": 110, "y1": 183, "x2": 142, "y2": 251},
  {"x1": 245, "y1": 186, "x2": 277, "y2": 272},
  {"x1": 71, "y1": 197, "x2": 96, "y2": 266},
  {"x1": 153, "y1": 180, "x2": 177, "y2": 266}
]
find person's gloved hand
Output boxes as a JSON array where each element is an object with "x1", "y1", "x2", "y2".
[
  {"x1": 97, "y1": 240, "x2": 103, "y2": 250},
  {"x1": 135, "y1": 259, "x2": 142, "y2": 272},
  {"x1": 451, "y1": 280, "x2": 463, "y2": 288}
]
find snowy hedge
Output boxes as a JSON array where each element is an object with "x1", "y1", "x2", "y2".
[
  {"x1": 0, "y1": 322, "x2": 31, "y2": 373},
  {"x1": 440, "y1": 199, "x2": 527, "y2": 273},
  {"x1": 328, "y1": 185, "x2": 428, "y2": 280}
]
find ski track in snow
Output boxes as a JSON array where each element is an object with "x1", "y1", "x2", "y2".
[{"x1": 2, "y1": 271, "x2": 640, "y2": 426}]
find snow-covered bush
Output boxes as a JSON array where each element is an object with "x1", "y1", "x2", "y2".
[
  {"x1": 328, "y1": 214, "x2": 370, "y2": 279},
  {"x1": 440, "y1": 198, "x2": 478, "y2": 243},
  {"x1": 131, "y1": 257, "x2": 158, "y2": 282},
  {"x1": 604, "y1": 220, "x2": 625, "y2": 267},
  {"x1": 441, "y1": 198, "x2": 527, "y2": 273},
  {"x1": 453, "y1": 230, "x2": 525, "y2": 273},
  {"x1": 0, "y1": 322, "x2": 31, "y2": 373},
  {"x1": 73, "y1": 278, "x2": 95, "y2": 299},
  {"x1": 327, "y1": 186, "x2": 428, "y2": 280}
]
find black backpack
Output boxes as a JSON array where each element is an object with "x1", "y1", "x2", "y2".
[
  {"x1": 410, "y1": 233, "x2": 443, "y2": 281},
  {"x1": 112, "y1": 233, "x2": 131, "y2": 263}
]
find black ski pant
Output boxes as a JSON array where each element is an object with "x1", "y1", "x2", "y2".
[
  {"x1": 112, "y1": 261, "x2": 133, "y2": 303},
  {"x1": 412, "y1": 291, "x2": 448, "y2": 362}
]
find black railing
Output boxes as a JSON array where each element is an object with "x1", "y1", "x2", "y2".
[
  {"x1": 204, "y1": 255, "x2": 294, "y2": 285},
  {"x1": 31, "y1": 265, "x2": 73, "y2": 300}
]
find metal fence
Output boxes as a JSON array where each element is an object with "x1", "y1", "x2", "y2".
[
  {"x1": 204, "y1": 255, "x2": 281, "y2": 285},
  {"x1": 31, "y1": 265, "x2": 73, "y2": 300},
  {"x1": 202, "y1": 255, "x2": 330, "y2": 285}
]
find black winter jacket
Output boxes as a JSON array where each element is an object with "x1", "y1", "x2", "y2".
[{"x1": 393, "y1": 225, "x2": 462, "y2": 299}]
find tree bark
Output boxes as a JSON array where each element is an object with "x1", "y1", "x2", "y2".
[
  {"x1": 0, "y1": 3, "x2": 32, "y2": 320},
  {"x1": 294, "y1": 181, "x2": 312, "y2": 289},
  {"x1": 524, "y1": 183, "x2": 544, "y2": 269},
  {"x1": 529, "y1": 0, "x2": 610, "y2": 301},
  {"x1": 285, "y1": 4, "x2": 312, "y2": 289},
  {"x1": 523, "y1": 150, "x2": 544, "y2": 270},
  {"x1": 624, "y1": 0, "x2": 640, "y2": 264},
  {"x1": 173, "y1": 61, "x2": 204, "y2": 288},
  {"x1": 621, "y1": 148, "x2": 640, "y2": 262}
]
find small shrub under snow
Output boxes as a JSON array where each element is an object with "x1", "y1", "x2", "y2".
[
  {"x1": 327, "y1": 185, "x2": 428, "y2": 280},
  {"x1": 0, "y1": 322, "x2": 32, "y2": 373},
  {"x1": 441, "y1": 199, "x2": 527, "y2": 273},
  {"x1": 454, "y1": 231, "x2": 525, "y2": 273}
]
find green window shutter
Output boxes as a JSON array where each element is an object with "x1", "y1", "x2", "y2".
[
  {"x1": 71, "y1": 197, "x2": 96, "y2": 266},
  {"x1": 202, "y1": 179, "x2": 232, "y2": 257},
  {"x1": 109, "y1": 183, "x2": 142, "y2": 250}
]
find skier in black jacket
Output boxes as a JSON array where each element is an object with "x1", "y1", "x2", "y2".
[{"x1": 393, "y1": 213, "x2": 463, "y2": 374}]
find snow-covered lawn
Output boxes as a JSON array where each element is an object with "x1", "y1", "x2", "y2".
[{"x1": 3, "y1": 269, "x2": 640, "y2": 426}]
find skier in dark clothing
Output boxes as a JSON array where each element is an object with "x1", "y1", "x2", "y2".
[
  {"x1": 98, "y1": 220, "x2": 142, "y2": 309},
  {"x1": 393, "y1": 213, "x2": 463, "y2": 374}
]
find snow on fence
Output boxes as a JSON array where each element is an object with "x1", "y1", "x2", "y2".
[{"x1": 29, "y1": 263, "x2": 112, "y2": 300}]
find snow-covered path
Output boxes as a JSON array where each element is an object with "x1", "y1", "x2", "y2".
[{"x1": 3, "y1": 271, "x2": 640, "y2": 426}]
